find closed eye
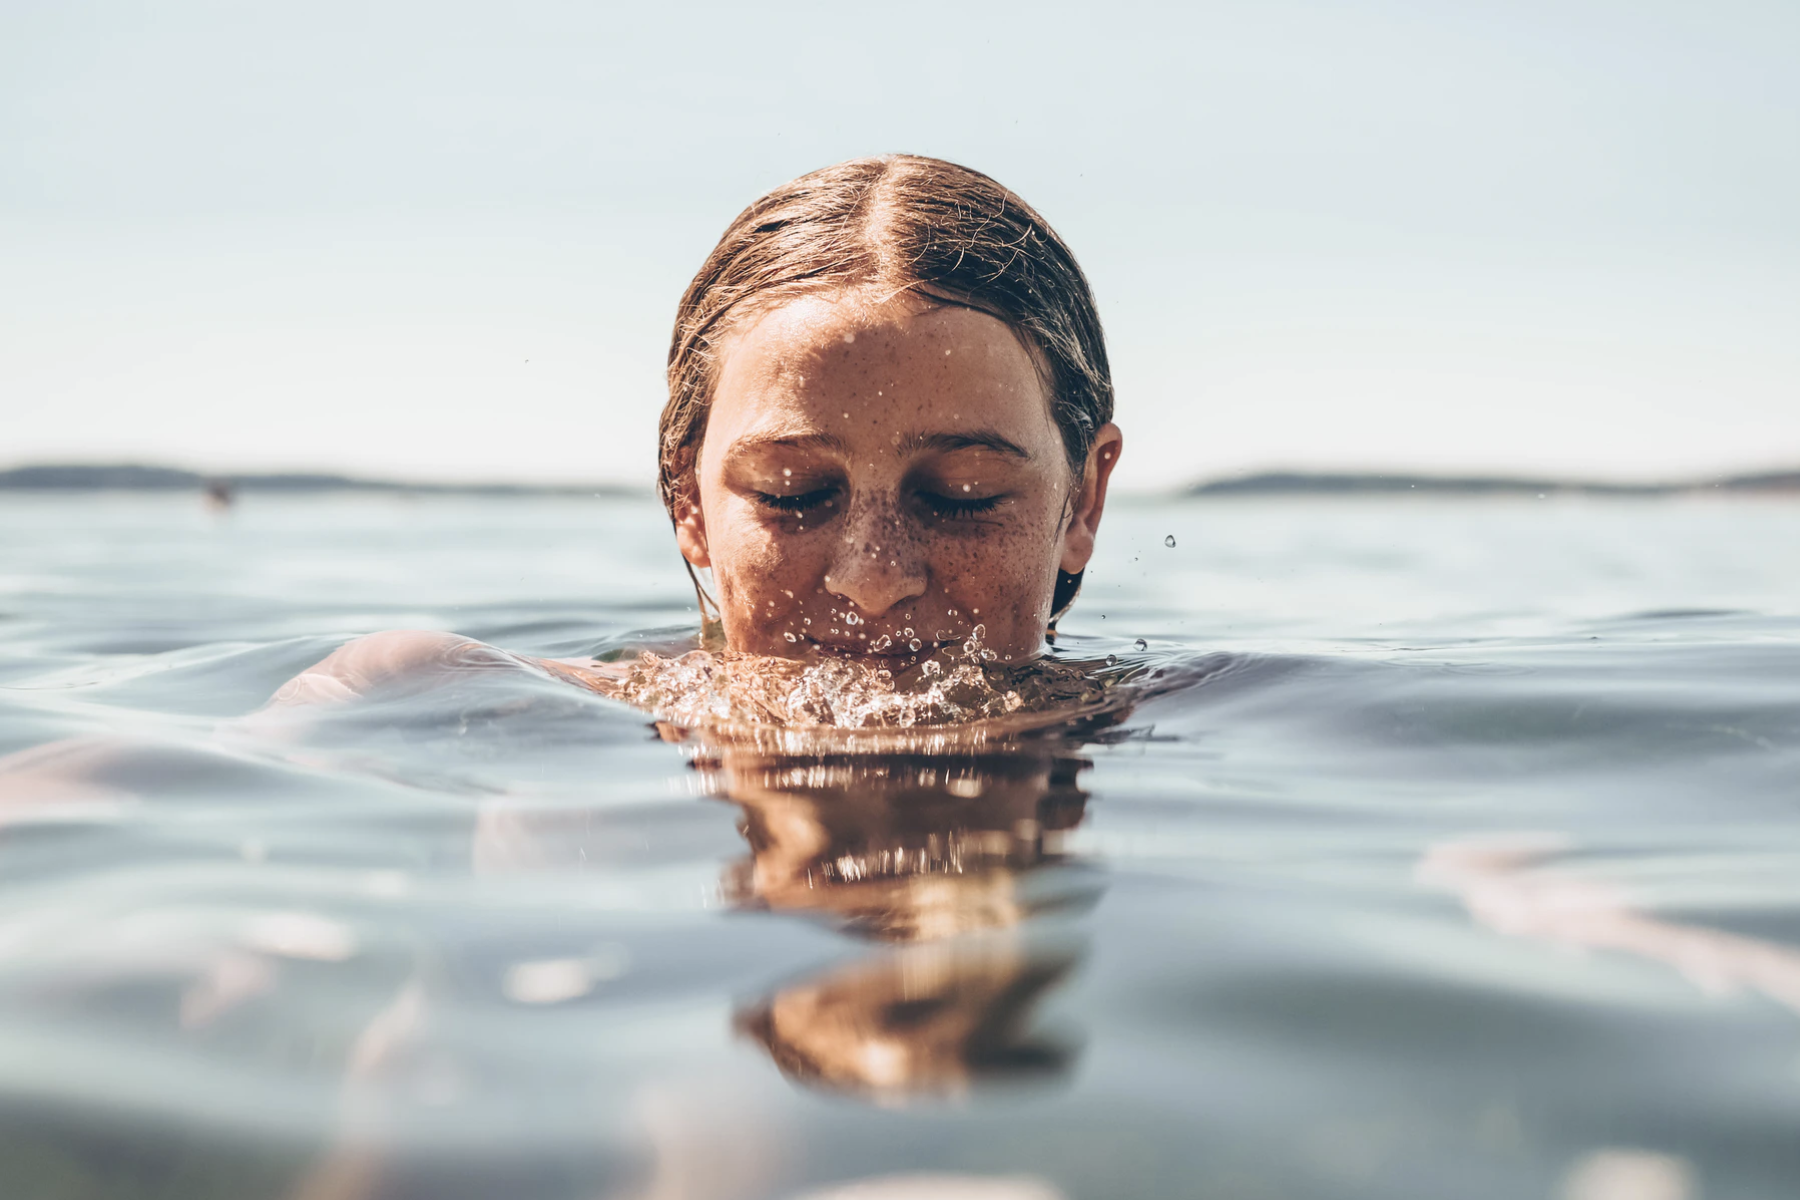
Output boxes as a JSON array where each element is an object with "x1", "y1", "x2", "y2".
[
  {"x1": 918, "y1": 490, "x2": 1005, "y2": 520},
  {"x1": 754, "y1": 487, "x2": 838, "y2": 515}
]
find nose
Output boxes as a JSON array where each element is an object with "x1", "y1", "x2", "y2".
[{"x1": 821, "y1": 503, "x2": 927, "y2": 618}]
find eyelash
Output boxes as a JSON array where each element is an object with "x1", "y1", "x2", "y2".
[
  {"x1": 919, "y1": 492, "x2": 1004, "y2": 520},
  {"x1": 752, "y1": 487, "x2": 1004, "y2": 521},
  {"x1": 754, "y1": 487, "x2": 837, "y2": 514}
]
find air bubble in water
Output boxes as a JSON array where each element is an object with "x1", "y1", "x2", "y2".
[
  {"x1": 908, "y1": 638, "x2": 922, "y2": 652},
  {"x1": 1134, "y1": 638, "x2": 1148, "y2": 651},
  {"x1": 1164, "y1": 534, "x2": 1176, "y2": 547},
  {"x1": 784, "y1": 632, "x2": 798, "y2": 643}
]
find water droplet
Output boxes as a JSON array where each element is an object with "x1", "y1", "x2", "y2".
[
  {"x1": 1134, "y1": 638, "x2": 1148, "y2": 651},
  {"x1": 783, "y1": 468, "x2": 792, "y2": 477},
  {"x1": 1164, "y1": 534, "x2": 1176, "y2": 547},
  {"x1": 1105, "y1": 654, "x2": 1118, "y2": 666}
]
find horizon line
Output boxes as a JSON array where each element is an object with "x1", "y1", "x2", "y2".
[{"x1": 2, "y1": 461, "x2": 1798, "y2": 498}]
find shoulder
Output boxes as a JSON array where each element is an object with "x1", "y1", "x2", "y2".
[{"x1": 267, "y1": 630, "x2": 494, "y2": 708}]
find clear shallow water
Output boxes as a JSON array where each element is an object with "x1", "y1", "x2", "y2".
[{"x1": 2, "y1": 491, "x2": 1799, "y2": 1199}]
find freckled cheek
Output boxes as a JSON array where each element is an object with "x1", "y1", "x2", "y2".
[
  {"x1": 925, "y1": 534, "x2": 1054, "y2": 638},
  {"x1": 935, "y1": 543, "x2": 1044, "y2": 606},
  {"x1": 712, "y1": 517, "x2": 830, "y2": 637}
]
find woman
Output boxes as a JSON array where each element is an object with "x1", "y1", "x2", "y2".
[{"x1": 269, "y1": 154, "x2": 1124, "y2": 714}]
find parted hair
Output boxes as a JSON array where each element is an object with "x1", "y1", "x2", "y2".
[{"x1": 659, "y1": 154, "x2": 1115, "y2": 621}]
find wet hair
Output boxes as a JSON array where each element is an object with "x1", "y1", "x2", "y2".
[{"x1": 660, "y1": 154, "x2": 1115, "y2": 622}]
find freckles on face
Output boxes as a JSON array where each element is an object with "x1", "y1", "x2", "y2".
[{"x1": 691, "y1": 293, "x2": 1074, "y2": 663}]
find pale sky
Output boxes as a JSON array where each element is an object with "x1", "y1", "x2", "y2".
[{"x1": 3, "y1": 0, "x2": 1796, "y2": 489}]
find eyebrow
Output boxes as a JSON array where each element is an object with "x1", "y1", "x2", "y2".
[
  {"x1": 724, "y1": 428, "x2": 1033, "y2": 461},
  {"x1": 895, "y1": 429, "x2": 1033, "y2": 459},
  {"x1": 724, "y1": 431, "x2": 852, "y2": 457}
]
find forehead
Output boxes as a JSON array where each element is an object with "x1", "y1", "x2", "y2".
[{"x1": 706, "y1": 294, "x2": 1055, "y2": 446}]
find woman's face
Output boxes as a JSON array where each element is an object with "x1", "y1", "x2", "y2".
[{"x1": 677, "y1": 293, "x2": 1121, "y2": 666}]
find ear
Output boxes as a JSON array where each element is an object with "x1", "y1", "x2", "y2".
[
  {"x1": 672, "y1": 479, "x2": 711, "y2": 569},
  {"x1": 1058, "y1": 423, "x2": 1123, "y2": 576}
]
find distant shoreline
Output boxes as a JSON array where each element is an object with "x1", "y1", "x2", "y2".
[
  {"x1": 0, "y1": 464, "x2": 642, "y2": 497},
  {"x1": 1184, "y1": 469, "x2": 1800, "y2": 497},
  {"x1": 1, "y1": 463, "x2": 1796, "y2": 498}
]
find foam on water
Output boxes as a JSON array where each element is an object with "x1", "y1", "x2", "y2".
[{"x1": 598, "y1": 642, "x2": 1136, "y2": 738}]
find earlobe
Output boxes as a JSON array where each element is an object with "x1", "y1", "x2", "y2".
[
  {"x1": 674, "y1": 499, "x2": 711, "y2": 569},
  {"x1": 1059, "y1": 424, "x2": 1124, "y2": 576}
]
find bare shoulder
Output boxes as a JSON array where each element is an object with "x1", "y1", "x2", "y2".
[
  {"x1": 266, "y1": 630, "x2": 498, "y2": 708},
  {"x1": 265, "y1": 631, "x2": 630, "y2": 711}
]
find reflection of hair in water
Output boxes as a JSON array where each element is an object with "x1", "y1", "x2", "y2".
[
  {"x1": 734, "y1": 941, "x2": 1077, "y2": 1102},
  {"x1": 711, "y1": 746, "x2": 1094, "y2": 1099},
  {"x1": 713, "y1": 752, "x2": 1092, "y2": 941}
]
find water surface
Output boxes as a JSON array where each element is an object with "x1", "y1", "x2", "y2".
[{"x1": 2, "y1": 491, "x2": 1798, "y2": 1199}]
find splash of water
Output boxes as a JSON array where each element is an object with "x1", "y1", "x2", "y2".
[{"x1": 601, "y1": 639, "x2": 1119, "y2": 735}]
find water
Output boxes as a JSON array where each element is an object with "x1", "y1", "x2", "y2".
[{"x1": 2, "y1": 490, "x2": 1799, "y2": 1199}]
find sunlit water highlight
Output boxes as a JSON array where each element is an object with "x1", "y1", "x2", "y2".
[{"x1": 2, "y1": 491, "x2": 1799, "y2": 1199}]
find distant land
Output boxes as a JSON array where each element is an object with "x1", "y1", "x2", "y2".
[
  {"x1": 1, "y1": 463, "x2": 1797, "y2": 498},
  {"x1": 0, "y1": 464, "x2": 641, "y2": 496},
  {"x1": 1186, "y1": 469, "x2": 1800, "y2": 496}
]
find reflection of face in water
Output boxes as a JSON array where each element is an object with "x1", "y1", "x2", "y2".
[{"x1": 694, "y1": 745, "x2": 1097, "y2": 1101}]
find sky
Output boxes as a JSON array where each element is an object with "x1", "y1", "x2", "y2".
[{"x1": 3, "y1": 0, "x2": 1796, "y2": 490}]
